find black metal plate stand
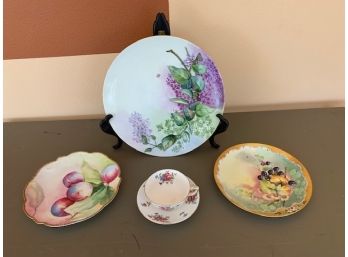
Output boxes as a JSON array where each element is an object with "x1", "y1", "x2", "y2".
[{"x1": 100, "y1": 12, "x2": 229, "y2": 150}]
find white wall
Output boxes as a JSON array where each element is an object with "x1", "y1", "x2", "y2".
[
  {"x1": 4, "y1": 54, "x2": 116, "y2": 121},
  {"x1": 169, "y1": 0, "x2": 344, "y2": 112},
  {"x1": 4, "y1": 0, "x2": 344, "y2": 121}
]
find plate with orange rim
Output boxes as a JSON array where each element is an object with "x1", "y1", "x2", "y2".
[
  {"x1": 23, "y1": 152, "x2": 121, "y2": 227},
  {"x1": 214, "y1": 143, "x2": 313, "y2": 217}
]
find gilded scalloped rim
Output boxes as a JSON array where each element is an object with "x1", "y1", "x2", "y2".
[
  {"x1": 23, "y1": 152, "x2": 122, "y2": 227},
  {"x1": 214, "y1": 143, "x2": 313, "y2": 218}
]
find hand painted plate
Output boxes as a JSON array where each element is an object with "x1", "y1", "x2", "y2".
[
  {"x1": 24, "y1": 152, "x2": 121, "y2": 227},
  {"x1": 137, "y1": 177, "x2": 200, "y2": 225},
  {"x1": 214, "y1": 143, "x2": 313, "y2": 217},
  {"x1": 103, "y1": 36, "x2": 224, "y2": 157}
]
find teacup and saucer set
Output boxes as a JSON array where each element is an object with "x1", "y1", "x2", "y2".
[{"x1": 137, "y1": 169, "x2": 200, "y2": 225}]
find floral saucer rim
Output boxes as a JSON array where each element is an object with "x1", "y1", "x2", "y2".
[
  {"x1": 23, "y1": 152, "x2": 122, "y2": 227},
  {"x1": 137, "y1": 177, "x2": 200, "y2": 225},
  {"x1": 214, "y1": 143, "x2": 313, "y2": 218}
]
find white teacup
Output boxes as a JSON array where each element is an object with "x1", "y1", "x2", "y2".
[{"x1": 144, "y1": 169, "x2": 199, "y2": 211}]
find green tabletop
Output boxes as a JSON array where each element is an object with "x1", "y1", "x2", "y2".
[{"x1": 4, "y1": 108, "x2": 344, "y2": 257}]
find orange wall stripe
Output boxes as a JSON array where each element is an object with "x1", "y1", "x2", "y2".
[{"x1": 4, "y1": 0, "x2": 168, "y2": 59}]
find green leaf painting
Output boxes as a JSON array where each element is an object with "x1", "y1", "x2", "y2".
[
  {"x1": 183, "y1": 108, "x2": 195, "y2": 121},
  {"x1": 171, "y1": 112, "x2": 186, "y2": 126},
  {"x1": 145, "y1": 148, "x2": 152, "y2": 153},
  {"x1": 191, "y1": 76, "x2": 205, "y2": 92},
  {"x1": 161, "y1": 135, "x2": 177, "y2": 150},
  {"x1": 170, "y1": 98, "x2": 189, "y2": 105},
  {"x1": 81, "y1": 161, "x2": 102, "y2": 185},
  {"x1": 195, "y1": 103, "x2": 211, "y2": 117},
  {"x1": 130, "y1": 47, "x2": 221, "y2": 153},
  {"x1": 168, "y1": 66, "x2": 190, "y2": 85},
  {"x1": 141, "y1": 135, "x2": 148, "y2": 144},
  {"x1": 182, "y1": 89, "x2": 193, "y2": 98},
  {"x1": 192, "y1": 64, "x2": 207, "y2": 74}
]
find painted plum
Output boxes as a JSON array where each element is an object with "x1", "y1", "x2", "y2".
[
  {"x1": 67, "y1": 182, "x2": 93, "y2": 201},
  {"x1": 51, "y1": 198, "x2": 74, "y2": 217},
  {"x1": 63, "y1": 171, "x2": 84, "y2": 188},
  {"x1": 101, "y1": 164, "x2": 120, "y2": 184}
]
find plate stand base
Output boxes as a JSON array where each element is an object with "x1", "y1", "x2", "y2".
[
  {"x1": 99, "y1": 114, "x2": 123, "y2": 149},
  {"x1": 209, "y1": 114, "x2": 229, "y2": 148},
  {"x1": 100, "y1": 12, "x2": 229, "y2": 150}
]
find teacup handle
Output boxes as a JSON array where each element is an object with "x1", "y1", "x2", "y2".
[{"x1": 188, "y1": 180, "x2": 199, "y2": 197}]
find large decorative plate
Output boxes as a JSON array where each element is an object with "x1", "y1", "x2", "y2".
[
  {"x1": 214, "y1": 143, "x2": 313, "y2": 217},
  {"x1": 24, "y1": 152, "x2": 121, "y2": 227},
  {"x1": 103, "y1": 36, "x2": 224, "y2": 157}
]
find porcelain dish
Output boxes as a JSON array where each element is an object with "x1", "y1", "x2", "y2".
[
  {"x1": 24, "y1": 152, "x2": 121, "y2": 227},
  {"x1": 214, "y1": 143, "x2": 312, "y2": 217},
  {"x1": 103, "y1": 36, "x2": 224, "y2": 157}
]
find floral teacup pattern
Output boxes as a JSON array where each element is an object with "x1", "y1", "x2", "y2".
[
  {"x1": 137, "y1": 178, "x2": 200, "y2": 225},
  {"x1": 155, "y1": 170, "x2": 176, "y2": 185},
  {"x1": 144, "y1": 169, "x2": 199, "y2": 211}
]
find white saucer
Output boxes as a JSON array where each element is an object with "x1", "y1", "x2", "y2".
[{"x1": 137, "y1": 178, "x2": 200, "y2": 225}]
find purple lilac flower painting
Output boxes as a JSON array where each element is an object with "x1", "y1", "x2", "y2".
[{"x1": 103, "y1": 36, "x2": 224, "y2": 157}]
